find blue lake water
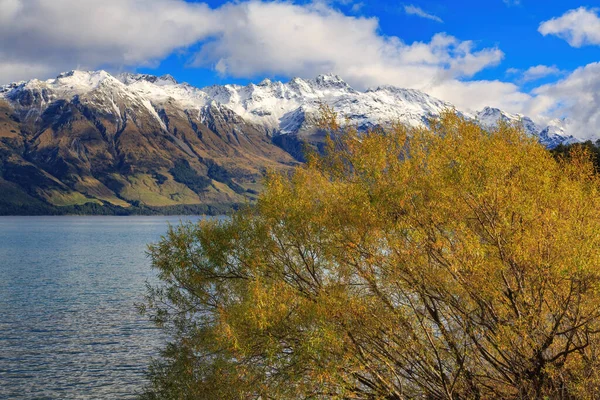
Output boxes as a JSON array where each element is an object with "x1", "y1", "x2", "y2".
[{"x1": 0, "y1": 216, "x2": 206, "y2": 399}]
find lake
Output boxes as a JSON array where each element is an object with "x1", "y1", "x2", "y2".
[{"x1": 0, "y1": 216, "x2": 207, "y2": 399}]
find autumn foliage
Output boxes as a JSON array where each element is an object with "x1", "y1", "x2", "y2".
[{"x1": 141, "y1": 111, "x2": 600, "y2": 399}]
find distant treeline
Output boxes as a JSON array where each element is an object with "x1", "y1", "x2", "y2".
[{"x1": 0, "y1": 201, "x2": 240, "y2": 216}]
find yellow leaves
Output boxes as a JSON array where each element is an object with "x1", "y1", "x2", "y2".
[
  {"x1": 145, "y1": 109, "x2": 600, "y2": 399},
  {"x1": 215, "y1": 309, "x2": 242, "y2": 353}
]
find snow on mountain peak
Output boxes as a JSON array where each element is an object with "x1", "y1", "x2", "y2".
[
  {"x1": 117, "y1": 72, "x2": 178, "y2": 86},
  {"x1": 476, "y1": 107, "x2": 551, "y2": 147},
  {"x1": 476, "y1": 106, "x2": 539, "y2": 136},
  {"x1": 157, "y1": 74, "x2": 178, "y2": 85},
  {"x1": 53, "y1": 70, "x2": 118, "y2": 90},
  {"x1": 258, "y1": 78, "x2": 273, "y2": 87},
  {"x1": 313, "y1": 73, "x2": 349, "y2": 87},
  {"x1": 538, "y1": 118, "x2": 577, "y2": 147},
  {"x1": 0, "y1": 70, "x2": 575, "y2": 147},
  {"x1": 316, "y1": 73, "x2": 344, "y2": 81},
  {"x1": 287, "y1": 77, "x2": 314, "y2": 95}
]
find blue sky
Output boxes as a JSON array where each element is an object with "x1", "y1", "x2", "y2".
[{"x1": 1, "y1": 0, "x2": 600, "y2": 136}]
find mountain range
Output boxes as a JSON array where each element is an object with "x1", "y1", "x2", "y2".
[{"x1": 0, "y1": 70, "x2": 575, "y2": 215}]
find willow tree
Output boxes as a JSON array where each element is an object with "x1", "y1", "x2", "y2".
[{"x1": 140, "y1": 111, "x2": 600, "y2": 400}]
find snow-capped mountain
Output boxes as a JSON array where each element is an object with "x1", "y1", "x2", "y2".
[
  {"x1": 475, "y1": 107, "x2": 576, "y2": 147},
  {"x1": 538, "y1": 118, "x2": 577, "y2": 148},
  {"x1": 0, "y1": 70, "x2": 579, "y2": 215},
  {"x1": 0, "y1": 70, "x2": 573, "y2": 147},
  {"x1": 476, "y1": 107, "x2": 539, "y2": 136}
]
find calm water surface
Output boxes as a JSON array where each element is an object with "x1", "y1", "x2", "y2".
[{"x1": 0, "y1": 216, "x2": 207, "y2": 399}]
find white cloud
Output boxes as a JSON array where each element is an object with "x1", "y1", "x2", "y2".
[
  {"x1": 191, "y1": 1, "x2": 509, "y2": 111},
  {"x1": 429, "y1": 79, "x2": 532, "y2": 115},
  {"x1": 0, "y1": 0, "x2": 523, "y2": 114},
  {"x1": 0, "y1": 0, "x2": 220, "y2": 82},
  {"x1": 539, "y1": 7, "x2": 600, "y2": 47},
  {"x1": 532, "y1": 62, "x2": 600, "y2": 139},
  {"x1": 503, "y1": 0, "x2": 521, "y2": 6},
  {"x1": 194, "y1": 3, "x2": 500, "y2": 81},
  {"x1": 522, "y1": 65, "x2": 562, "y2": 82},
  {"x1": 351, "y1": 2, "x2": 364, "y2": 13},
  {"x1": 404, "y1": 5, "x2": 443, "y2": 23},
  {"x1": 0, "y1": 61, "x2": 54, "y2": 84},
  {"x1": 507, "y1": 65, "x2": 563, "y2": 83}
]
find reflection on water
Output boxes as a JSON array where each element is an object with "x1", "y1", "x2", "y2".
[{"x1": 0, "y1": 216, "x2": 206, "y2": 399}]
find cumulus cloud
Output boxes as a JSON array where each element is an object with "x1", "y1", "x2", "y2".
[
  {"x1": 539, "y1": 7, "x2": 600, "y2": 47},
  {"x1": 507, "y1": 65, "x2": 563, "y2": 83},
  {"x1": 351, "y1": 2, "x2": 364, "y2": 13},
  {"x1": 532, "y1": 62, "x2": 600, "y2": 139},
  {"x1": 0, "y1": 0, "x2": 219, "y2": 81},
  {"x1": 404, "y1": 5, "x2": 443, "y2": 23},
  {"x1": 522, "y1": 65, "x2": 563, "y2": 82},
  {"x1": 193, "y1": 2, "x2": 501, "y2": 92},
  {"x1": 0, "y1": 61, "x2": 55, "y2": 84},
  {"x1": 190, "y1": 1, "x2": 511, "y2": 111},
  {"x1": 429, "y1": 79, "x2": 532, "y2": 115},
  {"x1": 0, "y1": 0, "x2": 518, "y2": 113}
]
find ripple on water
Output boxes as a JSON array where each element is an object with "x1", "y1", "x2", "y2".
[{"x1": 0, "y1": 216, "x2": 206, "y2": 399}]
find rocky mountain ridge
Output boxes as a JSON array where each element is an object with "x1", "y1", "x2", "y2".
[
  {"x1": 0, "y1": 70, "x2": 576, "y2": 214},
  {"x1": 2, "y1": 70, "x2": 575, "y2": 143}
]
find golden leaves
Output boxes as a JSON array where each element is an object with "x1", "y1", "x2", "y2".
[{"x1": 144, "y1": 111, "x2": 600, "y2": 399}]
